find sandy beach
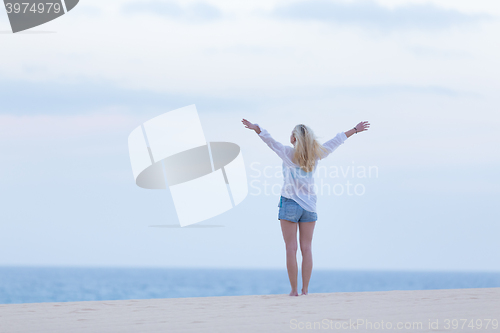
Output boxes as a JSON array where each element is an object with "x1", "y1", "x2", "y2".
[{"x1": 1, "y1": 287, "x2": 498, "y2": 332}]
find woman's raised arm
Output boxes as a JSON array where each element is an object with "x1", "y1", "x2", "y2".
[
  {"x1": 241, "y1": 118, "x2": 292, "y2": 163},
  {"x1": 320, "y1": 121, "x2": 370, "y2": 160}
]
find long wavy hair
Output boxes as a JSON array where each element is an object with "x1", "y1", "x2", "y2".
[{"x1": 292, "y1": 124, "x2": 329, "y2": 173}]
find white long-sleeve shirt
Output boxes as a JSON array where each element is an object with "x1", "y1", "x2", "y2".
[{"x1": 256, "y1": 124, "x2": 347, "y2": 213}]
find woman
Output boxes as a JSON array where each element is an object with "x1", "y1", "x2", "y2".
[{"x1": 241, "y1": 119, "x2": 370, "y2": 296}]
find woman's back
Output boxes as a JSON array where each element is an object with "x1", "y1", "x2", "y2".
[{"x1": 255, "y1": 124, "x2": 347, "y2": 213}]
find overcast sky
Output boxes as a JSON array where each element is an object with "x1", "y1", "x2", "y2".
[{"x1": 0, "y1": 0, "x2": 499, "y2": 271}]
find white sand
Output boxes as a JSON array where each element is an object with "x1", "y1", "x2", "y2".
[{"x1": 1, "y1": 288, "x2": 499, "y2": 332}]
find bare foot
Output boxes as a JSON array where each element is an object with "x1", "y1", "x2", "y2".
[
  {"x1": 301, "y1": 290, "x2": 308, "y2": 295},
  {"x1": 289, "y1": 291, "x2": 299, "y2": 296}
]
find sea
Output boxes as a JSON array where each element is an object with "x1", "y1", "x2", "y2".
[{"x1": 1, "y1": 267, "x2": 499, "y2": 304}]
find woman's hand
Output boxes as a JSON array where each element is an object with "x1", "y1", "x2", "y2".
[
  {"x1": 354, "y1": 121, "x2": 370, "y2": 133},
  {"x1": 344, "y1": 121, "x2": 370, "y2": 138},
  {"x1": 241, "y1": 119, "x2": 261, "y2": 134}
]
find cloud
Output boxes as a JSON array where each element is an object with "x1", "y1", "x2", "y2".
[
  {"x1": 272, "y1": 0, "x2": 490, "y2": 30},
  {"x1": 0, "y1": 77, "x2": 470, "y2": 118},
  {"x1": 0, "y1": 112, "x2": 140, "y2": 142},
  {"x1": 122, "y1": 0, "x2": 222, "y2": 21},
  {"x1": 0, "y1": 78, "x2": 254, "y2": 116},
  {"x1": 304, "y1": 84, "x2": 466, "y2": 97}
]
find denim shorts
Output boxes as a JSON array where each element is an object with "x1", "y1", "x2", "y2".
[{"x1": 278, "y1": 196, "x2": 317, "y2": 223}]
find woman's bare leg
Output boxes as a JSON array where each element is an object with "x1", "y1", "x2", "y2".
[
  {"x1": 280, "y1": 219, "x2": 299, "y2": 296},
  {"x1": 299, "y1": 221, "x2": 316, "y2": 295}
]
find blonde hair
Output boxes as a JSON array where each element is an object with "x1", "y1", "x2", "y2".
[{"x1": 292, "y1": 124, "x2": 329, "y2": 173}]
